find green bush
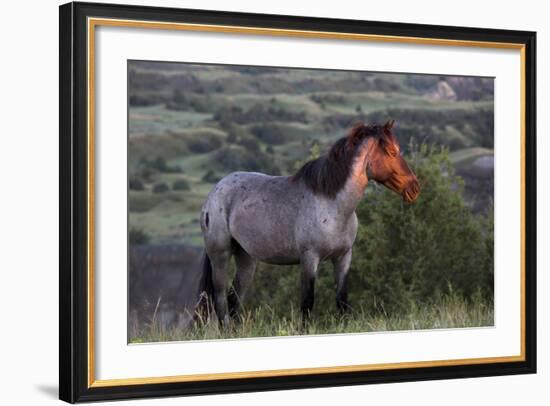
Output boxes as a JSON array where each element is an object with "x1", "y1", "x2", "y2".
[
  {"x1": 202, "y1": 169, "x2": 222, "y2": 183},
  {"x1": 129, "y1": 93, "x2": 166, "y2": 107},
  {"x1": 250, "y1": 123, "x2": 289, "y2": 145},
  {"x1": 139, "y1": 156, "x2": 182, "y2": 174},
  {"x1": 129, "y1": 177, "x2": 145, "y2": 191},
  {"x1": 213, "y1": 103, "x2": 307, "y2": 125},
  {"x1": 211, "y1": 145, "x2": 280, "y2": 175},
  {"x1": 237, "y1": 134, "x2": 261, "y2": 152},
  {"x1": 187, "y1": 136, "x2": 222, "y2": 154},
  {"x1": 129, "y1": 228, "x2": 150, "y2": 245},
  {"x1": 152, "y1": 182, "x2": 169, "y2": 193},
  {"x1": 172, "y1": 179, "x2": 191, "y2": 191},
  {"x1": 167, "y1": 88, "x2": 211, "y2": 112}
]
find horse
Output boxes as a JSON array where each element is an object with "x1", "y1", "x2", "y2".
[{"x1": 198, "y1": 120, "x2": 420, "y2": 326}]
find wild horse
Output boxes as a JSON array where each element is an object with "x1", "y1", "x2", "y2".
[{"x1": 198, "y1": 121, "x2": 419, "y2": 326}]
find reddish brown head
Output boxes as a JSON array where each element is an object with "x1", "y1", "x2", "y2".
[{"x1": 365, "y1": 120, "x2": 420, "y2": 203}]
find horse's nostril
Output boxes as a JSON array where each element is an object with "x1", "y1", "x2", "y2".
[
  {"x1": 412, "y1": 180, "x2": 419, "y2": 193},
  {"x1": 403, "y1": 179, "x2": 420, "y2": 203}
]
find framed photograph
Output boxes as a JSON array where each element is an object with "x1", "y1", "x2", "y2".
[{"x1": 59, "y1": 1, "x2": 536, "y2": 403}]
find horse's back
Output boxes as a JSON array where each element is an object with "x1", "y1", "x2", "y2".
[
  {"x1": 204, "y1": 171, "x2": 281, "y2": 207},
  {"x1": 201, "y1": 171, "x2": 302, "y2": 263}
]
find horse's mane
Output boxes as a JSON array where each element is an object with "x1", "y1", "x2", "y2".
[{"x1": 292, "y1": 122, "x2": 386, "y2": 198}]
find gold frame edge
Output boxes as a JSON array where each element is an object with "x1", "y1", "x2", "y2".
[{"x1": 86, "y1": 17, "x2": 527, "y2": 388}]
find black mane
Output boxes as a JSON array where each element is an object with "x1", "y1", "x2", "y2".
[{"x1": 292, "y1": 123, "x2": 382, "y2": 198}]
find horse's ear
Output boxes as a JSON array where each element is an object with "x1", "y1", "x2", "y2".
[
  {"x1": 384, "y1": 119, "x2": 395, "y2": 131},
  {"x1": 380, "y1": 120, "x2": 399, "y2": 155}
]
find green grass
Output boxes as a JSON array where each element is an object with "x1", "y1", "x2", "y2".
[
  {"x1": 129, "y1": 105, "x2": 213, "y2": 136},
  {"x1": 450, "y1": 147, "x2": 494, "y2": 165},
  {"x1": 129, "y1": 293, "x2": 493, "y2": 343},
  {"x1": 310, "y1": 92, "x2": 492, "y2": 116},
  {"x1": 129, "y1": 193, "x2": 204, "y2": 245}
]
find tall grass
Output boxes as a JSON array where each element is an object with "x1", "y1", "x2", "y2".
[{"x1": 129, "y1": 292, "x2": 493, "y2": 344}]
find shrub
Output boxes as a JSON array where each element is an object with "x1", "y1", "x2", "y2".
[
  {"x1": 167, "y1": 89, "x2": 211, "y2": 112},
  {"x1": 172, "y1": 179, "x2": 191, "y2": 191},
  {"x1": 227, "y1": 132, "x2": 238, "y2": 143},
  {"x1": 139, "y1": 156, "x2": 182, "y2": 174},
  {"x1": 129, "y1": 94, "x2": 166, "y2": 106},
  {"x1": 202, "y1": 169, "x2": 222, "y2": 183},
  {"x1": 237, "y1": 135, "x2": 261, "y2": 152},
  {"x1": 225, "y1": 123, "x2": 250, "y2": 144},
  {"x1": 213, "y1": 103, "x2": 307, "y2": 125},
  {"x1": 173, "y1": 88, "x2": 185, "y2": 104},
  {"x1": 152, "y1": 182, "x2": 169, "y2": 193},
  {"x1": 129, "y1": 177, "x2": 145, "y2": 191},
  {"x1": 250, "y1": 123, "x2": 289, "y2": 145},
  {"x1": 187, "y1": 135, "x2": 222, "y2": 153},
  {"x1": 211, "y1": 146, "x2": 280, "y2": 175},
  {"x1": 310, "y1": 93, "x2": 346, "y2": 105},
  {"x1": 129, "y1": 228, "x2": 150, "y2": 245}
]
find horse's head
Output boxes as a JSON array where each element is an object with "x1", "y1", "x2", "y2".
[{"x1": 366, "y1": 120, "x2": 420, "y2": 203}]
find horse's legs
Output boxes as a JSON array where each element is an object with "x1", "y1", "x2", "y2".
[
  {"x1": 332, "y1": 249, "x2": 352, "y2": 314},
  {"x1": 208, "y1": 251, "x2": 231, "y2": 327},
  {"x1": 300, "y1": 251, "x2": 320, "y2": 324},
  {"x1": 228, "y1": 247, "x2": 257, "y2": 320}
]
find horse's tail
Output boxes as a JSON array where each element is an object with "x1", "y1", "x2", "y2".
[{"x1": 196, "y1": 250, "x2": 214, "y2": 321}]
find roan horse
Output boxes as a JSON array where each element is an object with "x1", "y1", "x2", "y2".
[{"x1": 198, "y1": 121, "x2": 420, "y2": 326}]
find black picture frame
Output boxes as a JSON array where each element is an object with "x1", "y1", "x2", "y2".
[{"x1": 59, "y1": 1, "x2": 537, "y2": 403}]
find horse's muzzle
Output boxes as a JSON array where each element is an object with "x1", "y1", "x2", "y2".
[{"x1": 403, "y1": 179, "x2": 420, "y2": 203}]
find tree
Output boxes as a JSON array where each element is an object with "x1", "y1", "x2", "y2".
[
  {"x1": 129, "y1": 177, "x2": 145, "y2": 191},
  {"x1": 172, "y1": 87, "x2": 185, "y2": 104},
  {"x1": 172, "y1": 179, "x2": 191, "y2": 191},
  {"x1": 152, "y1": 182, "x2": 169, "y2": 193},
  {"x1": 129, "y1": 228, "x2": 150, "y2": 245}
]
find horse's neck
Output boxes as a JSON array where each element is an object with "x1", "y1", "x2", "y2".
[{"x1": 334, "y1": 140, "x2": 371, "y2": 218}]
